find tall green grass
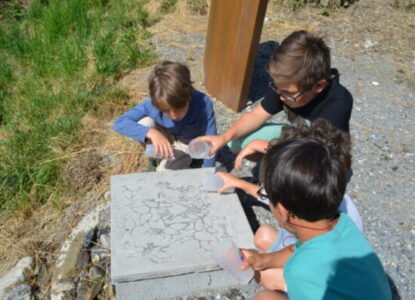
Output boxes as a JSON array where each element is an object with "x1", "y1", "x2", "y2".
[{"x1": 0, "y1": 0, "x2": 155, "y2": 218}]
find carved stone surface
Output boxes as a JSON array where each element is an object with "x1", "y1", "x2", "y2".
[{"x1": 111, "y1": 168, "x2": 254, "y2": 283}]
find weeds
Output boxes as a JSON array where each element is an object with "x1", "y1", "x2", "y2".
[
  {"x1": 321, "y1": 8, "x2": 330, "y2": 16},
  {"x1": 160, "y1": 0, "x2": 178, "y2": 14},
  {"x1": 186, "y1": 0, "x2": 208, "y2": 15},
  {"x1": 0, "y1": 0, "x2": 155, "y2": 219}
]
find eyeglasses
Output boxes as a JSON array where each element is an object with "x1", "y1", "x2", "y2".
[
  {"x1": 268, "y1": 81, "x2": 307, "y2": 103},
  {"x1": 257, "y1": 187, "x2": 269, "y2": 200}
]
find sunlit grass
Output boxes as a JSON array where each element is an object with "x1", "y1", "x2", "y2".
[{"x1": 0, "y1": 0, "x2": 155, "y2": 219}]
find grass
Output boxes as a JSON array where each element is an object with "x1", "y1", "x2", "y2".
[
  {"x1": 160, "y1": 0, "x2": 178, "y2": 14},
  {"x1": 0, "y1": 0, "x2": 155, "y2": 220}
]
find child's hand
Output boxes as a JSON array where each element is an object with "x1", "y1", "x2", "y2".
[
  {"x1": 240, "y1": 249, "x2": 265, "y2": 271},
  {"x1": 146, "y1": 128, "x2": 174, "y2": 159},
  {"x1": 199, "y1": 135, "x2": 227, "y2": 157},
  {"x1": 215, "y1": 172, "x2": 241, "y2": 193},
  {"x1": 234, "y1": 145, "x2": 257, "y2": 170},
  {"x1": 235, "y1": 139, "x2": 269, "y2": 170}
]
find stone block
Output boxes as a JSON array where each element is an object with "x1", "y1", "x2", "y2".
[
  {"x1": 111, "y1": 168, "x2": 254, "y2": 289},
  {"x1": 115, "y1": 269, "x2": 243, "y2": 300}
]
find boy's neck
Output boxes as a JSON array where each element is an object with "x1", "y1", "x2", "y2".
[{"x1": 289, "y1": 216, "x2": 339, "y2": 243}]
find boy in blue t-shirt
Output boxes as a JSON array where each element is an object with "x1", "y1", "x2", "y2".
[
  {"x1": 239, "y1": 122, "x2": 392, "y2": 300},
  {"x1": 113, "y1": 61, "x2": 217, "y2": 171}
]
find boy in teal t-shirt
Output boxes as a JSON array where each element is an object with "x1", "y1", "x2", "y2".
[
  {"x1": 239, "y1": 121, "x2": 392, "y2": 300},
  {"x1": 284, "y1": 213, "x2": 390, "y2": 299}
]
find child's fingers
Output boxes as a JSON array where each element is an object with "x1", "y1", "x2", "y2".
[
  {"x1": 240, "y1": 260, "x2": 250, "y2": 270},
  {"x1": 217, "y1": 186, "x2": 227, "y2": 194},
  {"x1": 166, "y1": 144, "x2": 174, "y2": 159},
  {"x1": 201, "y1": 135, "x2": 225, "y2": 156},
  {"x1": 156, "y1": 142, "x2": 173, "y2": 159},
  {"x1": 240, "y1": 249, "x2": 256, "y2": 269},
  {"x1": 234, "y1": 155, "x2": 243, "y2": 170}
]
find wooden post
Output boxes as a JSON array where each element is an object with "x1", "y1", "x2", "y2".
[{"x1": 204, "y1": 0, "x2": 269, "y2": 112}]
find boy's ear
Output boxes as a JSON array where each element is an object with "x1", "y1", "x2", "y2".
[
  {"x1": 314, "y1": 79, "x2": 327, "y2": 93},
  {"x1": 277, "y1": 202, "x2": 289, "y2": 218}
]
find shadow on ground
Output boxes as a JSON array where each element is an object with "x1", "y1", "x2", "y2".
[
  {"x1": 248, "y1": 41, "x2": 279, "y2": 103},
  {"x1": 388, "y1": 274, "x2": 401, "y2": 300}
]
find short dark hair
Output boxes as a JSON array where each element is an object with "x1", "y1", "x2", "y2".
[
  {"x1": 278, "y1": 118, "x2": 351, "y2": 172},
  {"x1": 148, "y1": 61, "x2": 193, "y2": 111},
  {"x1": 267, "y1": 30, "x2": 331, "y2": 92},
  {"x1": 261, "y1": 119, "x2": 351, "y2": 222}
]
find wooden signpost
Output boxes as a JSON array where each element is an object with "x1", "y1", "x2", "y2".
[{"x1": 204, "y1": 0, "x2": 269, "y2": 112}]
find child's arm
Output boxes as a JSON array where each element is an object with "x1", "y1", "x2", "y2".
[
  {"x1": 146, "y1": 128, "x2": 174, "y2": 159},
  {"x1": 234, "y1": 139, "x2": 270, "y2": 170},
  {"x1": 113, "y1": 99, "x2": 174, "y2": 158},
  {"x1": 202, "y1": 96, "x2": 217, "y2": 168},
  {"x1": 240, "y1": 247, "x2": 293, "y2": 271},
  {"x1": 200, "y1": 105, "x2": 272, "y2": 156},
  {"x1": 113, "y1": 102, "x2": 151, "y2": 142},
  {"x1": 215, "y1": 172, "x2": 260, "y2": 197}
]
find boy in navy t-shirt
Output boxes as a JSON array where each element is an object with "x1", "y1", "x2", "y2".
[{"x1": 200, "y1": 30, "x2": 353, "y2": 168}]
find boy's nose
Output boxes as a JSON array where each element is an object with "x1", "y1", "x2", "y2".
[{"x1": 171, "y1": 112, "x2": 179, "y2": 120}]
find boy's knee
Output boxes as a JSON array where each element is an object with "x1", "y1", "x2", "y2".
[
  {"x1": 257, "y1": 268, "x2": 286, "y2": 292},
  {"x1": 254, "y1": 285, "x2": 286, "y2": 300},
  {"x1": 254, "y1": 225, "x2": 279, "y2": 252},
  {"x1": 137, "y1": 116, "x2": 156, "y2": 127},
  {"x1": 254, "y1": 290, "x2": 277, "y2": 300}
]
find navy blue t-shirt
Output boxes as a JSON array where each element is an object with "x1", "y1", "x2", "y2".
[{"x1": 261, "y1": 69, "x2": 353, "y2": 132}]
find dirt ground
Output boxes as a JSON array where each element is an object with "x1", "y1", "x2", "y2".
[{"x1": 0, "y1": 0, "x2": 413, "y2": 296}]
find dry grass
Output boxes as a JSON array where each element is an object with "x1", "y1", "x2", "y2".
[
  {"x1": 0, "y1": 109, "x2": 147, "y2": 282},
  {"x1": 1, "y1": 0, "x2": 413, "y2": 290},
  {"x1": 263, "y1": 1, "x2": 415, "y2": 85}
]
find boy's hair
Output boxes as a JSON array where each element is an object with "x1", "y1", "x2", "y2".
[
  {"x1": 266, "y1": 30, "x2": 331, "y2": 92},
  {"x1": 261, "y1": 119, "x2": 351, "y2": 222},
  {"x1": 148, "y1": 61, "x2": 193, "y2": 111}
]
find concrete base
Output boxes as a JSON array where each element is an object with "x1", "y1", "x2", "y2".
[
  {"x1": 115, "y1": 269, "x2": 246, "y2": 300},
  {"x1": 111, "y1": 168, "x2": 255, "y2": 298}
]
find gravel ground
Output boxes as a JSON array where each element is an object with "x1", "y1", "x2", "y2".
[{"x1": 148, "y1": 5, "x2": 415, "y2": 300}]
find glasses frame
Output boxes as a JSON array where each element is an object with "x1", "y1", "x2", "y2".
[
  {"x1": 268, "y1": 81, "x2": 308, "y2": 103},
  {"x1": 257, "y1": 187, "x2": 269, "y2": 201}
]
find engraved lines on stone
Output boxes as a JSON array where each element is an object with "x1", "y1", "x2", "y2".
[{"x1": 120, "y1": 181, "x2": 232, "y2": 264}]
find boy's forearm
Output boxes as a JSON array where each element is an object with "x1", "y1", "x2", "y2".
[
  {"x1": 236, "y1": 180, "x2": 261, "y2": 199},
  {"x1": 261, "y1": 247, "x2": 293, "y2": 269},
  {"x1": 113, "y1": 117, "x2": 148, "y2": 142},
  {"x1": 222, "y1": 106, "x2": 271, "y2": 143}
]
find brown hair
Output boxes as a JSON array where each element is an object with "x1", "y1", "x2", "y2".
[
  {"x1": 267, "y1": 30, "x2": 331, "y2": 92},
  {"x1": 269, "y1": 118, "x2": 352, "y2": 177},
  {"x1": 148, "y1": 61, "x2": 193, "y2": 111},
  {"x1": 261, "y1": 119, "x2": 352, "y2": 221}
]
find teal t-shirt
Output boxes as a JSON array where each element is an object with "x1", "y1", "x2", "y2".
[{"x1": 284, "y1": 213, "x2": 392, "y2": 300}]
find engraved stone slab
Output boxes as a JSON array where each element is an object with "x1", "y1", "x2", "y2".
[
  {"x1": 111, "y1": 168, "x2": 254, "y2": 283},
  {"x1": 115, "y1": 269, "x2": 241, "y2": 300}
]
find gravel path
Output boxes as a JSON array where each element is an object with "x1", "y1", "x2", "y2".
[{"x1": 147, "y1": 7, "x2": 415, "y2": 300}]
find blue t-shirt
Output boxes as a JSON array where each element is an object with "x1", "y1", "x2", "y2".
[
  {"x1": 113, "y1": 90, "x2": 217, "y2": 167},
  {"x1": 284, "y1": 213, "x2": 392, "y2": 300}
]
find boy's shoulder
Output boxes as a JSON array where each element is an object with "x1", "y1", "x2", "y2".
[
  {"x1": 326, "y1": 69, "x2": 353, "y2": 104},
  {"x1": 288, "y1": 214, "x2": 372, "y2": 269},
  {"x1": 133, "y1": 96, "x2": 162, "y2": 115},
  {"x1": 192, "y1": 89, "x2": 212, "y2": 103},
  {"x1": 285, "y1": 214, "x2": 391, "y2": 299}
]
